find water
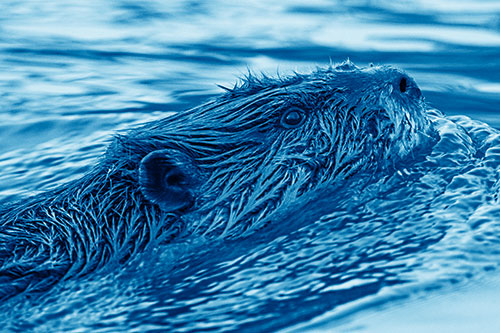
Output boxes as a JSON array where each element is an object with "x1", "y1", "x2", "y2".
[{"x1": 0, "y1": 0, "x2": 500, "y2": 331}]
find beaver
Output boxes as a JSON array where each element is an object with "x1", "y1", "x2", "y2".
[{"x1": 0, "y1": 61, "x2": 432, "y2": 299}]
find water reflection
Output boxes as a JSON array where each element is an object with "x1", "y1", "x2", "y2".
[{"x1": 0, "y1": 0, "x2": 499, "y2": 331}]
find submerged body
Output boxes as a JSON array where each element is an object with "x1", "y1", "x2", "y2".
[{"x1": 0, "y1": 61, "x2": 433, "y2": 299}]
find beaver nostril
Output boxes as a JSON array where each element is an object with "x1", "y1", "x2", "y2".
[{"x1": 399, "y1": 77, "x2": 407, "y2": 93}]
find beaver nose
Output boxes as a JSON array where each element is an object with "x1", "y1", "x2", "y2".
[{"x1": 394, "y1": 75, "x2": 422, "y2": 99}]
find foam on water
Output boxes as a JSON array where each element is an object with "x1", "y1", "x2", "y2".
[{"x1": 1, "y1": 0, "x2": 500, "y2": 331}]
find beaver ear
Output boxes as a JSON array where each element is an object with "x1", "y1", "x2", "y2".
[{"x1": 139, "y1": 149, "x2": 197, "y2": 212}]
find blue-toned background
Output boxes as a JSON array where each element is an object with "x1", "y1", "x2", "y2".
[{"x1": 1, "y1": 0, "x2": 499, "y2": 332}]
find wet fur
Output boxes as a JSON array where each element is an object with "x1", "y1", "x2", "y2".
[{"x1": 0, "y1": 61, "x2": 433, "y2": 299}]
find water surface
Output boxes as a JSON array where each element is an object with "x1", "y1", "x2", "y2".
[{"x1": 1, "y1": 1, "x2": 500, "y2": 331}]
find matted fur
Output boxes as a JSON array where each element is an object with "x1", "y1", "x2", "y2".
[{"x1": 0, "y1": 61, "x2": 433, "y2": 299}]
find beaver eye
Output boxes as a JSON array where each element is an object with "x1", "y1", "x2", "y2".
[{"x1": 281, "y1": 108, "x2": 305, "y2": 128}]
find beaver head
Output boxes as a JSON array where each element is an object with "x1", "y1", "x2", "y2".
[
  {"x1": 108, "y1": 61, "x2": 432, "y2": 238},
  {"x1": 0, "y1": 61, "x2": 435, "y2": 299}
]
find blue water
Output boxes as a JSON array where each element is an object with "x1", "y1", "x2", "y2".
[{"x1": 1, "y1": 0, "x2": 500, "y2": 331}]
